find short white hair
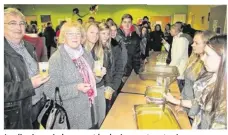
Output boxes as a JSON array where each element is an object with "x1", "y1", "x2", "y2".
[{"x1": 4, "y1": 8, "x2": 25, "y2": 21}]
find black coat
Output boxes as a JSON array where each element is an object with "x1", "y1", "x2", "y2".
[
  {"x1": 92, "y1": 41, "x2": 124, "y2": 91},
  {"x1": 164, "y1": 32, "x2": 173, "y2": 64},
  {"x1": 44, "y1": 26, "x2": 56, "y2": 48},
  {"x1": 149, "y1": 31, "x2": 164, "y2": 51},
  {"x1": 4, "y1": 38, "x2": 37, "y2": 129},
  {"x1": 116, "y1": 28, "x2": 141, "y2": 76}
]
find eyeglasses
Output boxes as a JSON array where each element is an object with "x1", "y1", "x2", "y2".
[
  {"x1": 65, "y1": 32, "x2": 81, "y2": 37},
  {"x1": 4, "y1": 21, "x2": 27, "y2": 28}
]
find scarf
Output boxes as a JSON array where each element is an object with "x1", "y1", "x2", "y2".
[
  {"x1": 64, "y1": 45, "x2": 97, "y2": 105},
  {"x1": 120, "y1": 25, "x2": 135, "y2": 36}
]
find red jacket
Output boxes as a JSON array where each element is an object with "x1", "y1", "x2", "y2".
[{"x1": 23, "y1": 34, "x2": 48, "y2": 62}]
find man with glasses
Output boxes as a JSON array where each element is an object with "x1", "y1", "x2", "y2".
[{"x1": 4, "y1": 8, "x2": 50, "y2": 129}]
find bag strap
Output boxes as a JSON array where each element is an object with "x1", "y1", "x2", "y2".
[{"x1": 54, "y1": 87, "x2": 63, "y2": 106}]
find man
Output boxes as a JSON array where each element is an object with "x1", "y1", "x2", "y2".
[
  {"x1": 115, "y1": 14, "x2": 141, "y2": 91},
  {"x1": 4, "y1": 8, "x2": 50, "y2": 129},
  {"x1": 88, "y1": 16, "x2": 95, "y2": 23},
  {"x1": 77, "y1": 18, "x2": 83, "y2": 24},
  {"x1": 162, "y1": 23, "x2": 189, "y2": 92},
  {"x1": 44, "y1": 22, "x2": 56, "y2": 58}
]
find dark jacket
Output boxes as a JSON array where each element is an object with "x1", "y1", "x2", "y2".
[
  {"x1": 149, "y1": 31, "x2": 164, "y2": 51},
  {"x1": 164, "y1": 32, "x2": 173, "y2": 64},
  {"x1": 4, "y1": 38, "x2": 37, "y2": 129},
  {"x1": 91, "y1": 42, "x2": 124, "y2": 91},
  {"x1": 44, "y1": 26, "x2": 56, "y2": 48},
  {"x1": 116, "y1": 28, "x2": 141, "y2": 76}
]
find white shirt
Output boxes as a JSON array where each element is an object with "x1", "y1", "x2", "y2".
[{"x1": 164, "y1": 32, "x2": 189, "y2": 79}]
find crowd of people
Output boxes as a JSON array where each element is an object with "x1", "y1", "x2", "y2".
[{"x1": 4, "y1": 7, "x2": 227, "y2": 129}]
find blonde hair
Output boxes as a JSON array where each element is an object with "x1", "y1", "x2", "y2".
[
  {"x1": 93, "y1": 23, "x2": 112, "y2": 65},
  {"x1": 83, "y1": 22, "x2": 99, "y2": 52},
  {"x1": 58, "y1": 21, "x2": 85, "y2": 45},
  {"x1": 4, "y1": 8, "x2": 25, "y2": 22},
  {"x1": 185, "y1": 30, "x2": 216, "y2": 80},
  {"x1": 195, "y1": 30, "x2": 216, "y2": 44}
]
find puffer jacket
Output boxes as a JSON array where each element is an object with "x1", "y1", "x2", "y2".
[
  {"x1": 115, "y1": 28, "x2": 141, "y2": 76},
  {"x1": 4, "y1": 37, "x2": 37, "y2": 129}
]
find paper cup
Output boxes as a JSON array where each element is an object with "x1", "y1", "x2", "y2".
[
  {"x1": 94, "y1": 60, "x2": 102, "y2": 77},
  {"x1": 39, "y1": 62, "x2": 49, "y2": 77}
]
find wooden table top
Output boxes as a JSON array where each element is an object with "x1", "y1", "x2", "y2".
[{"x1": 100, "y1": 51, "x2": 191, "y2": 129}]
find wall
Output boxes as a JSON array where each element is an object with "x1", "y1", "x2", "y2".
[
  {"x1": 209, "y1": 5, "x2": 227, "y2": 34},
  {"x1": 5, "y1": 4, "x2": 188, "y2": 29},
  {"x1": 187, "y1": 5, "x2": 218, "y2": 30}
]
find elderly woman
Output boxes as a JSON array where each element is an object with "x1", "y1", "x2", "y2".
[{"x1": 43, "y1": 21, "x2": 101, "y2": 129}]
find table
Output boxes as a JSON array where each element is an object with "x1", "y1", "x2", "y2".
[{"x1": 100, "y1": 52, "x2": 191, "y2": 129}]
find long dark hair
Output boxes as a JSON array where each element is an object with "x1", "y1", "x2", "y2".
[
  {"x1": 154, "y1": 24, "x2": 163, "y2": 33},
  {"x1": 165, "y1": 23, "x2": 171, "y2": 31},
  {"x1": 141, "y1": 26, "x2": 149, "y2": 38},
  {"x1": 204, "y1": 35, "x2": 227, "y2": 127}
]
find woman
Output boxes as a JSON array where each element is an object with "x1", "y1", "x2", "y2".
[
  {"x1": 140, "y1": 26, "x2": 150, "y2": 63},
  {"x1": 164, "y1": 23, "x2": 173, "y2": 64},
  {"x1": 106, "y1": 18, "x2": 114, "y2": 27},
  {"x1": 164, "y1": 35, "x2": 227, "y2": 129},
  {"x1": 43, "y1": 22, "x2": 101, "y2": 129},
  {"x1": 96, "y1": 23, "x2": 124, "y2": 114},
  {"x1": 83, "y1": 22, "x2": 107, "y2": 127},
  {"x1": 150, "y1": 24, "x2": 164, "y2": 51},
  {"x1": 182, "y1": 31, "x2": 216, "y2": 101}
]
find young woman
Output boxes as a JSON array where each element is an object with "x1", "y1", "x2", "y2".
[
  {"x1": 43, "y1": 22, "x2": 100, "y2": 129},
  {"x1": 140, "y1": 26, "x2": 150, "y2": 63},
  {"x1": 96, "y1": 23, "x2": 124, "y2": 114},
  {"x1": 83, "y1": 22, "x2": 107, "y2": 127},
  {"x1": 182, "y1": 31, "x2": 216, "y2": 101},
  {"x1": 150, "y1": 24, "x2": 164, "y2": 51},
  {"x1": 164, "y1": 35, "x2": 227, "y2": 129}
]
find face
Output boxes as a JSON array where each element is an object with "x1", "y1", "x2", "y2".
[
  {"x1": 170, "y1": 27, "x2": 177, "y2": 36},
  {"x1": 192, "y1": 34, "x2": 206, "y2": 54},
  {"x1": 155, "y1": 25, "x2": 160, "y2": 31},
  {"x1": 142, "y1": 28, "x2": 147, "y2": 36},
  {"x1": 78, "y1": 20, "x2": 82, "y2": 24},
  {"x1": 4, "y1": 14, "x2": 26, "y2": 42},
  {"x1": 121, "y1": 18, "x2": 132, "y2": 30},
  {"x1": 64, "y1": 27, "x2": 82, "y2": 49},
  {"x1": 200, "y1": 45, "x2": 221, "y2": 72},
  {"x1": 165, "y1": 25, "x2": 170, "y2": 31},
  {"x1": 143, "y1": 18, "x2": 148, "y2": 22},
  {"x1": 143, "y1": 23, "x2": 148, "y2": 28},
  {"x1": 100, "y1": 29, "x2": 110, "y2": 45},
  {"x1": 86, "y1": 25, "x2": 99, "y2": 44},
  {"x1": 89, "y1": 19, "x2": 94, "y2": 23},
  {"x1": 110, "y1": 26, "x2": 117, "y2": 38}
]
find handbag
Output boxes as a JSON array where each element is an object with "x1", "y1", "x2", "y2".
[{"x1": 37, "y1": 87, "x2": 70, "y2": 129}]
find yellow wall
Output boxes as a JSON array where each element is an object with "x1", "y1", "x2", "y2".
[
  {"x1": 5, "y1": 4, "x2": 188, "y2": 30},
  {"x1": 187, "y1": 5, "x2": 216, "y2": 30},
  {"x1": 5, "y1": 5, "x2": 220, "y2": 31}
]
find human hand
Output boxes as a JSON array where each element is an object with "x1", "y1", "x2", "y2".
[
  {"x1": 161, "y1": 38, "x2": 167, "y2": 44},
  {"x1": 77, "y1": 83, "x2": 91, "y2": 93},
  {"x1": 163, "y1": 93, "x2": 180, "y2": 105},
  {"x1": 174, "y1": 105, "x2": 184, "y2": 113},
  {"x1": 31, "y1": 74, "x2": 50, "y2": 88},
  {"x1": 101, "y1": 67, "x2": 107, "y2": 77}
]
